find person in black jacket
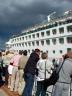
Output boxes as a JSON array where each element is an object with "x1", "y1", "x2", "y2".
[{"x1": 22, "y1": 48, "x2": 40, "y2": 96}]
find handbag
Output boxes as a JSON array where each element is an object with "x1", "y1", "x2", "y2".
[
  {"x1": 8, "y1": 63, "x2": 13, "y2": 75},
  {"x1": 44, "y1": 60, "x2": 65, "y2": 89}
]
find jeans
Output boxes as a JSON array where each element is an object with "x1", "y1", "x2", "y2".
[
  {"x1": 36, "y1": 81, "x2": 46, "y2": 96},
  {"x1": 22, "y1": 73, "x2": 34, "y2": 96}
]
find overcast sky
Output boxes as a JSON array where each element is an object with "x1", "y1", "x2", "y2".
[{"x1": 0, "y1": 0, "x2": 72, "y2": 49}]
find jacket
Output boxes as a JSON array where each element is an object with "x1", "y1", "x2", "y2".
[
  {"x1": 24, "y1": 52, "x2": 40, "y2": 75},
  {"x1": 36, "y1": 59, "x2": 53, "y2": 81}
]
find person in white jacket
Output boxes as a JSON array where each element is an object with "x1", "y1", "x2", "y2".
[{"x1": 36, "y1": 52, "x2": 53, "y2": 96}]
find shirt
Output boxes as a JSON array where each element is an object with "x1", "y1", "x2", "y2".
[
  {"x1": 18, "y1": 55, "x2": 28, "y2": 69},
  {"x1": 36, "y1": 59, "x2": 53, "y2": 81},
  {"x1": 10, "y1": 54, "x2": 21, "y2": 67}
]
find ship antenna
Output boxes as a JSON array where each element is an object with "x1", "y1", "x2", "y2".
[{"x1": 47, "y1": 11, "x2": 56, "y2": 22}]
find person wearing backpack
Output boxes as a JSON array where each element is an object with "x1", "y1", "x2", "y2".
[{"x1": 52, "y1": 52, "x2": 72, "y2": 96}]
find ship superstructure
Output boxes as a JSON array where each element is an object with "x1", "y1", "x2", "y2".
[{"x1": 6, "y1": 11, "x2": 72, "y2": 58}]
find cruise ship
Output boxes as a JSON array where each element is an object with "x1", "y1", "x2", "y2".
[{"x1": 6, "y1": 10, "x2": 72, "y2": 59}]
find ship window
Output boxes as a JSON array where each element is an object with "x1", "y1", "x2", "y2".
[
  {"x1": 52, "y1": 39, "x2": 56, "y2": 45},
  {"x1": 53, "y1": 50, "x2": 55, "y2": 54},
  {"x1": 19, "y1": 43, "x2": 21, "y2": 46},
  {"x1": 25, "y1": 36, "x2": 27, "y2": 40},
  {"x1": 28, "y1": 42, "x2": 31, "y2": 46},
  {"x1": 25, "y1": 42, "x2": 27, "y2": 46},
  {"x1": 52, "y1": 29, "x2": 56, "y2": 35},
  {"x1": 41, "y1": 40, "x2": 44, "y2": 46},
  {"x1": 13, "y1": 44, "x2": 14, "y2": 47},
  {"x1": 46, "y1": 31, "x2": 50, "y2": 36},
  {"x1": 36, "y1": 41, "x2": 39, "y2": 46},
  {"x1": 29, "y1": 35, "x2": 31, "y2": 39},
  {"x1": 22, "y1": 37, "x2": 24, "y2": 40},
  {"x1": 59, "y1": 21, "x2": 65, "y2": 25},
  {"x1": 46, "y1": 39, "x2": 50, "y2": 45},
  {"x1": 22, "y1": 43, "x2": 24, "y2": 47},
  {"x1": 59, "y1": 38, "x2": 64, "y2": 44},
  {"x1": 20, "y1": 37, "x2": 21, "y2": 41},
  {"x1": 15, "y1": 39, "x2": 16, "y2": 42},
  {"x1": 59, "y1": 27, "x2": 64, "y2": 34},
  {"x1": 67, "y1": 37, "x2": 72, "y2": 43},
  {"x1": 41, "y1": 32, "x2": 44, "y2": 37},
  {"x1": 32, "y1": 34, "x2": 35, "y2": 38},
  {"x1": 28, "y1": 50, "x2": 30, "y2": 53},
  {"x1": 36, "y1": 33, "x2": 39, "y2": 38},
  {"x1": 32, "y1": 42, "x2": 35, "y2": 46},
  {"x1": 17, "y1": 38, "x2": 19, "y2": 41},
  {"x1": 67, "y1": 25, "x2": 72, "y2": 32},
  {"x1": 60, "y1": 50, "x2": 62, "y2": 54},
  {"x1": 17, "y1": 44, "x2": 18, "y2": 47},
  {"x1": 21, "y1": 44, "x2": 23, "y2": 47},
  {"x1": 67, "y1": 48, "x2": 72, "y2": 52}
]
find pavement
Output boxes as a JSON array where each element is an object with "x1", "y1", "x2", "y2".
[
  {"x1": 0, "y1": 89, "x2": 8, "y2": 96},
  {"x1": 0, "y1": 85, "x2": 19, "y2": 96}
]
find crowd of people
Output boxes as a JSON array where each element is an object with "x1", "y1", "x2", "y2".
[
  {"x1": 0, "y1": 50, "x2": 27, "y2": 95},
  {"x1": 0, "y1": 49, "x2": 72, "y2": 96}
]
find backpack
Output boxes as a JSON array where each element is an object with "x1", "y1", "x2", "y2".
[
  {"x1": 44, "y1": 60, "x2": 65, "y2": 90},
  {"x1": 44, "y1": 69, "x2": 59, "y2": 90}
]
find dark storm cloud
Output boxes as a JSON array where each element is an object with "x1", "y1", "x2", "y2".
[
  {"x1": 0, "y1": 0, "x2": 72, "y2": 49},
  {"x1": 0, "y1": 0, "x2": 72, "y2": 26}
]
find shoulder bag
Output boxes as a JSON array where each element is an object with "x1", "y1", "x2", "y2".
[{"x1": 44, "y1": 59, "x2": 65, "y2": 90}]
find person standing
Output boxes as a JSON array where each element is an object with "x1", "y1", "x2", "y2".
[
  {"x1": 10, "y1": 50, "x2": 22, "y2": 92},
  {"x1": 36, "y1": 52, "x2": 53, "y2": 96},
  {"x1": 22, "y1": 48, "x2": 40, "y2": 96},
  {"x1": 52, "y1": 52, "x2": 72, "y2": 96},
  {"x1": 18, "y1": 50, "x2": 28, "y2": 95},
  {"x1": 2, "y1": 51, "x2": 12, "y2": 85},
  {"x1": 7, "y1": 52, "x2": 14, "y2": 88}
]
